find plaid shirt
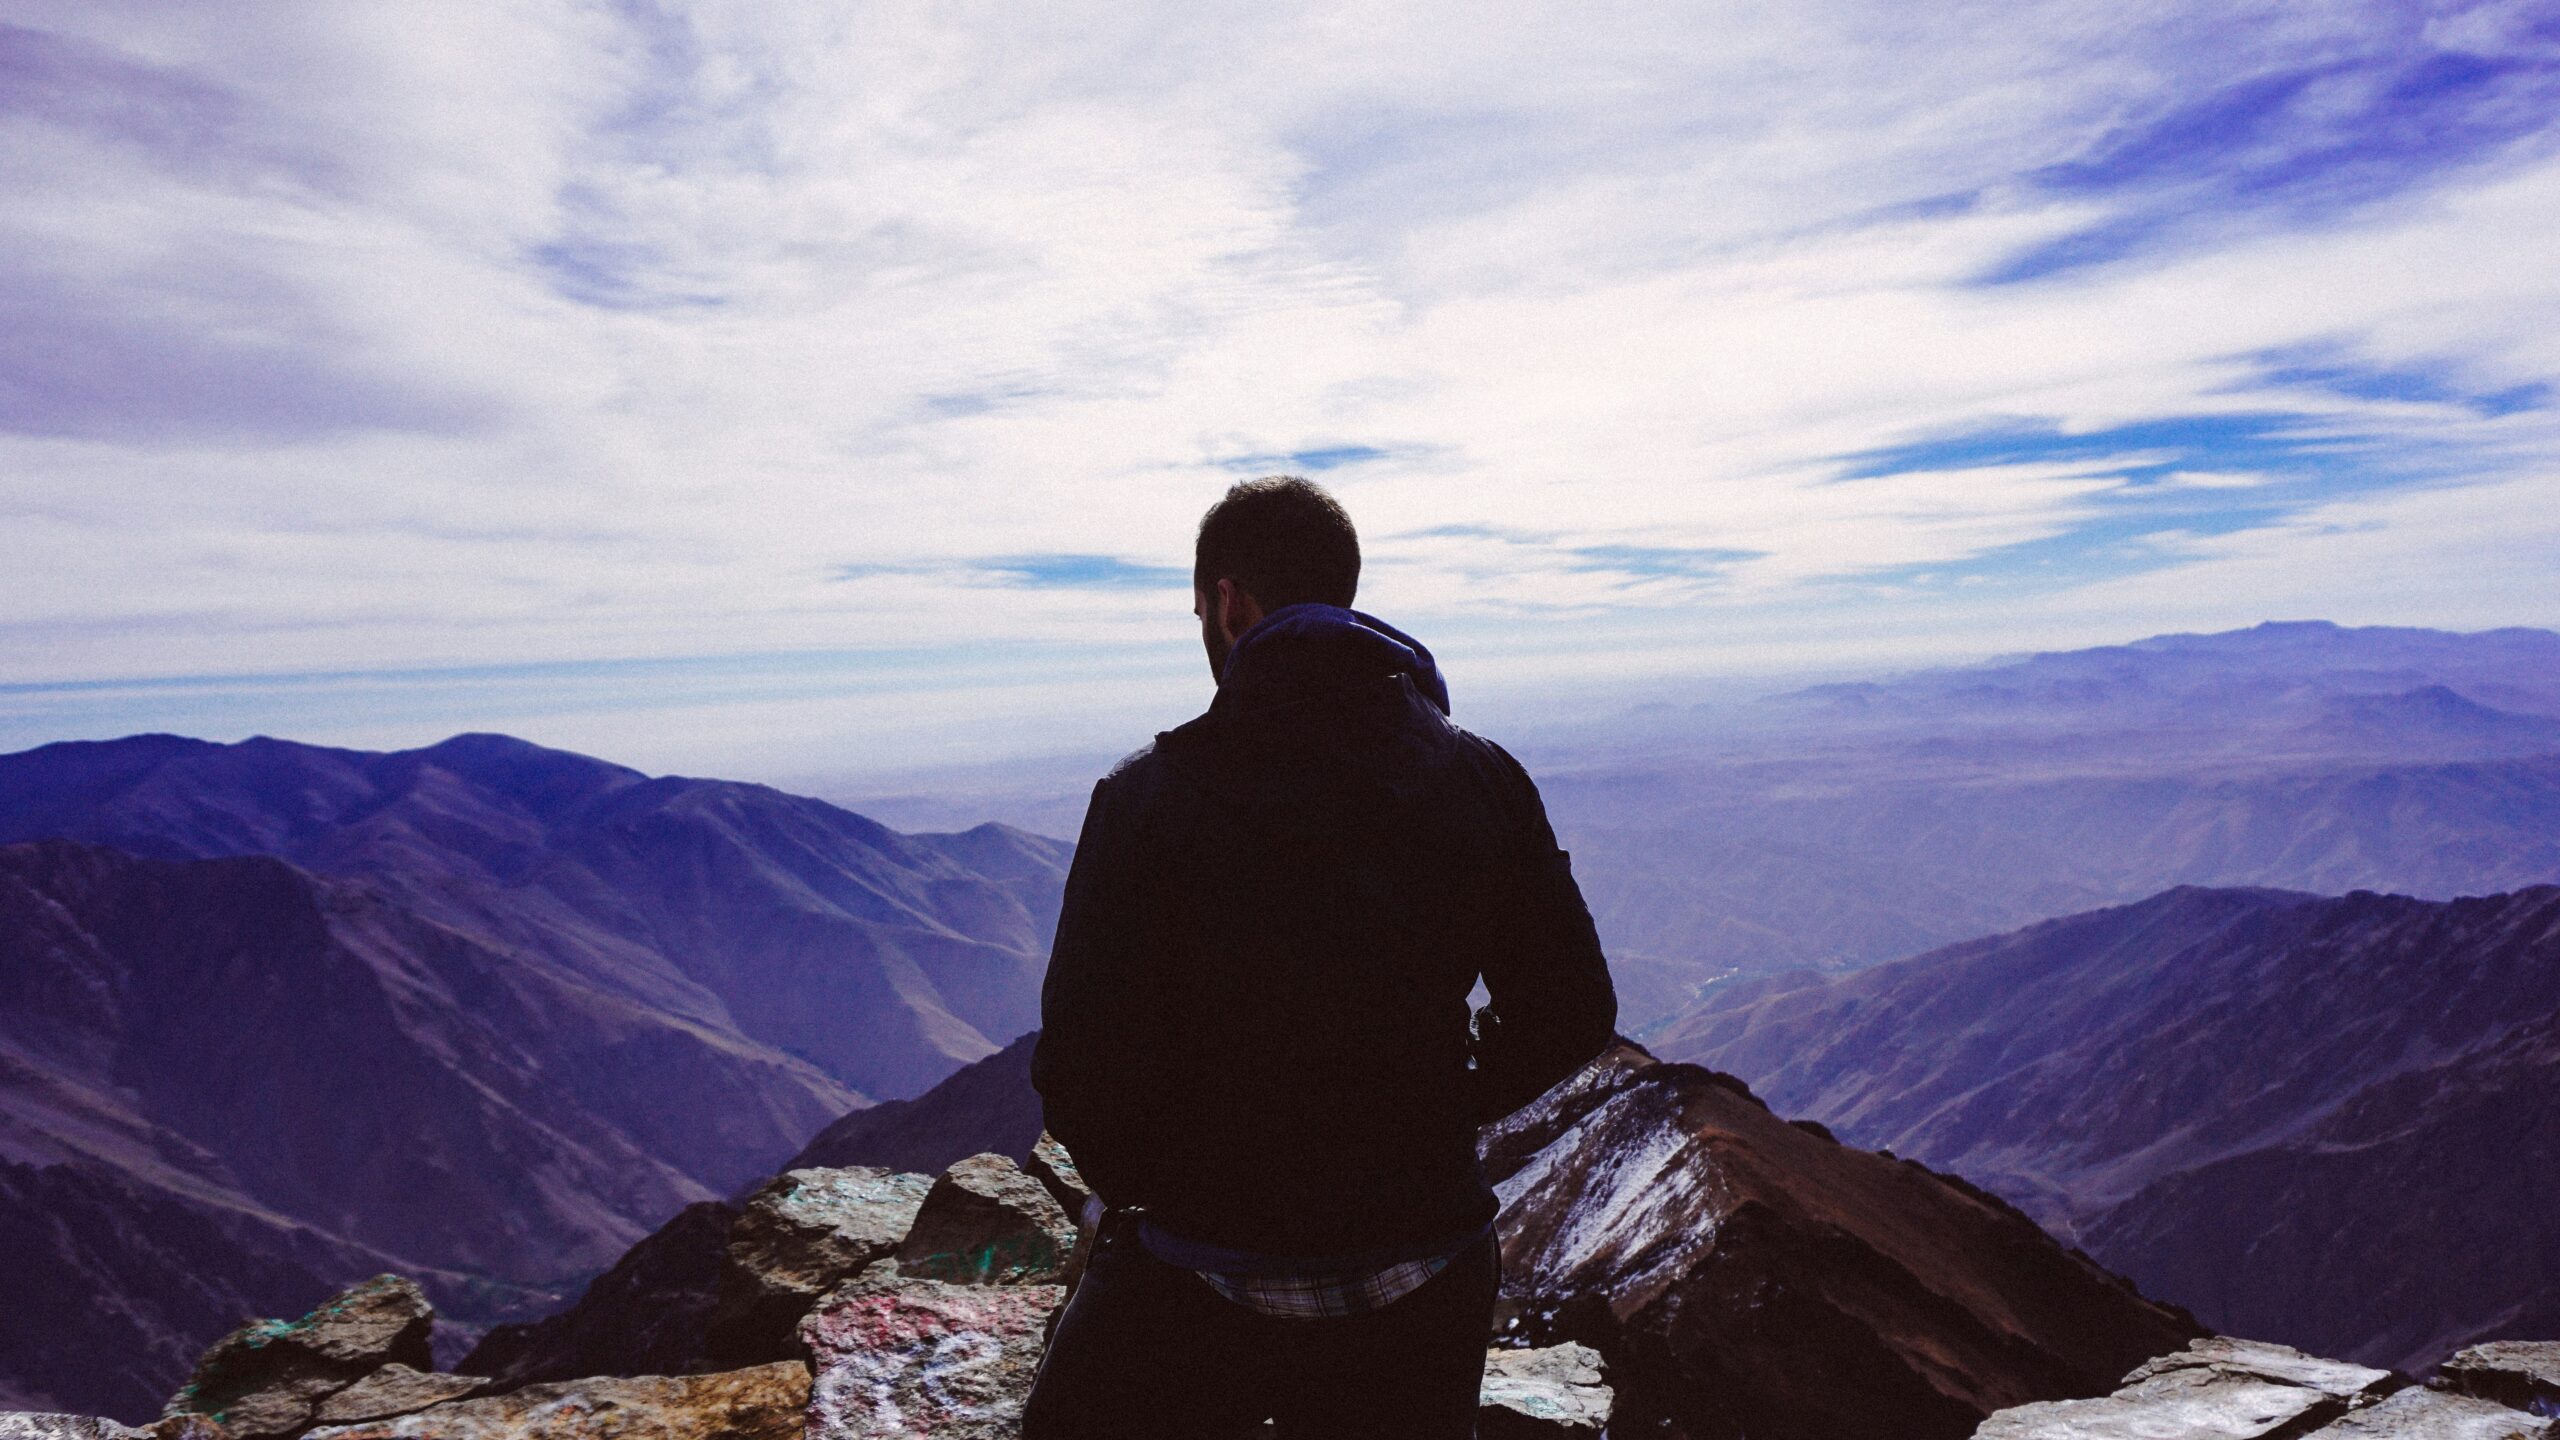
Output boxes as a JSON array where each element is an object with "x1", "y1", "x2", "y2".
[{"x1": 1191, "y1": 1254, "x2": 1455, "y2": 1320}]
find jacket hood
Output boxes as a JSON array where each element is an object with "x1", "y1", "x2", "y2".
[{"x1": 1214, "y1": 604, "x2": 1451, "y2": 717}]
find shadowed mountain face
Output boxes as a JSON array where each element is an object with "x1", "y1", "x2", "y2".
[
  {"x1": 782, "y1": 1030, "x2": 1045, "y2": 1179},
  {"x1": 1654, "y1": 884, "x2": 2560, "y2": 1373},
  {"x1": 1525, "y1": 621, "x2": 2560, "y2": 1026},
  {"x1": 0, "y1": 733, "x2": 1069, "y2": 1421}
]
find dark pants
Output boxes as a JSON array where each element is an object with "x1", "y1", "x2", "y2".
[{"x1": 1021, "y1": 1212, "x2": 1500, "y2": 1440}]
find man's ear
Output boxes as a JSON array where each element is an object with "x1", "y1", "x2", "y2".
[{"x1": 1216, "y1": 579, "x2": 1263, "y2": 644}]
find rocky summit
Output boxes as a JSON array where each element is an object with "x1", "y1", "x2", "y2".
[{"x1": 13, "y1": 1077, "x2": 2558, "y2": 1440}]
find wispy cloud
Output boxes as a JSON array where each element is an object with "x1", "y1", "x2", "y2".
[{"x1": 1, "y1": 0, "x2": 2555, "y2": 774}]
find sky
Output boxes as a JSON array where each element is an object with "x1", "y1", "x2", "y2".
[{"x1": 4, "y1": 0, "x2": 2559, "y2": 782}]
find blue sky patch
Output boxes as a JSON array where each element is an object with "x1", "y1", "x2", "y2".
[
  {"x1": 979, "y1": 554, "x2": 1189, "y2": 589},
  {"x1": 1215, "y1": 445, "x2": 1392, "y2": 474},
  {"x1": 2243, "y1": 343, "x2": 2551, "y2": 417},
  {"x1": 1982, "y1": 47, "x2": 2560, "y2": 283}
]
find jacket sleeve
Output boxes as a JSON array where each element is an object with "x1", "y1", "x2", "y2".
[
  {"x1": 1466, "y1": 746, "x2": 1619, "y2": 1125},
  {"x1": 1030, "y1": 771, "x2": 1164, "y2": 1207}
]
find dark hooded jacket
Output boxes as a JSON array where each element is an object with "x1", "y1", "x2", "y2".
[{"x1": 1030, "y1": 604, "x2": 1617, "y2": 1259}]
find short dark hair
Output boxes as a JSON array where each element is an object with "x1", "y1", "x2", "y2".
[{"x1": 1194, "y1": 476, "x2": 1360, "y2": 609}]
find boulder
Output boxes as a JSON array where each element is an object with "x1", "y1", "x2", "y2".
[
  {"x1": 2440, "y1": 1343, "x2": 2560, "y2": 1416},
  {"x1": 306, "y1": 1367, "x2": 488, "y2": 1426},
  {"x1": 1976, "y1": 1337, "x2": 2402, "y2": 1438},
  {"x1": 1483, "y1": 1044, "x2": 2199, "y2": 1437},
  {"x1": 0, "y1": 1418, "x2": 225, "y2": 1439},
  {"x1": 1479, "y1": 1343, "x2": 1613, "y2": 1437},
  {"x1": 162, "y1": 1276, "x2": 435, "y2": 1440},
  {"x1": 705, "y1": 1167, "x2": 932, "y2": 1365},
  {"x1": 2307, "y1": 1388, "x2": 2555, "y2": 1437},
  {"x1": 298, "y1": 1362, "x2": 806, "y2": 1439},
  {"x1": 893, "y1": 1153, "x2": 1076, "y2": 1285},
  {"x1": 800, "y1": 1266, "x2": 1065, "y2": 1439}
]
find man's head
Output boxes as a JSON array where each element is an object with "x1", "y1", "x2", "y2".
[{"x1": 1192, "y1": 476, "x2": 1361, "y2": 677}]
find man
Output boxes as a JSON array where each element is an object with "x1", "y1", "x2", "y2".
[{"x1": 1022, "y1": 476, "x2": 1617, "y2": 1439}]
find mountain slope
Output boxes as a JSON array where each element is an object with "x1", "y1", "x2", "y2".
[
  {"x1": 0, "y1": 733, "x2": 1070, "y2": 1098},
  {"x1": 0, "y1": 732, "x2": 1071, "y2": 1421},
  {"x1": 1654, "y1": 884, "x2": 2560, "y2": 1371}
]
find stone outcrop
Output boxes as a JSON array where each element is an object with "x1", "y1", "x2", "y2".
[
  {"x1": 458, "y1": 1200, "x2": 739, "y2": 1387},
  {"x1": 892, "y1": 1154, "x2": 1076, "y2": 1286},
  {"x1": 2439, "y1": 1342, "x2": 2560, "y2": 1415},
  {"x1": 800, "y1": 1266, "x2": 1065, "y2": 1440},
  {"x1": 296, "y1": 1362, "x2": 807, "y2": 1440},
  {"x1": 1975, "y1": 1336, "x2": 2560, "y2": 1437},
  {"x1": 1485, "y1": 1042, "x2": 2199, "y2": 1438},
  {"x1": 2316, "y1": 1389, "x2": 2554, "y2": 1437},
  {"x1": 0, "y1": 1417, "x2": 226, "y2": 1439},
  {"x1": 705, "y1": 1168, "x2": 932, "y2": 1365},
  {"x1": 1479, "y1": 1343, "x2": 1613, "y2": 1437},
  {"x1": 1974, "y1": 1338, "x2": 2399, "y2": 1438},
  {"x1": 161, "y1": 1277, "x2": 435, "y2": 1440}
]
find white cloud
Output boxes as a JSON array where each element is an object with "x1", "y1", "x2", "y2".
[{"x1": 1, "y1": 0, "x2": 2556, "y2": 772}]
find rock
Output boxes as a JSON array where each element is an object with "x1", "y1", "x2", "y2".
[
  {"x1": 2440, "y1": 1343, "x2": 2560, "y2": 1415},
  {"x1": 705, "y1": 1168, "x2": 932, "y2": 1365},
  {"x1": 1024, "y1": 1133, "x2": 1091, "y2": 1220},
  {"x1": 893, "y1": 1153, "x2": 1076, "y2": 1285},
  {"x1": 2308, "y1": 1388, "x2": 2556, "y2": 1437},
  {"x1": 162, "y1": 1275, "x2": 435, "y2": 1440},
  {"x1": 1977, "y1": 1337, "x2": 2402, "y2": 1439},
  {"x1": 0, "y1": 1418, "x2": 225, "y2": 1439},
  {"x1": 2124, "y1": 1339, "x2": 2400, "y2": 1405},
  {"x1": 1479, "y1": 1343, "x2": 1613, "y2": 1437},
  {"x1": 460, "y1": 1199, "x2": 739, "y2": 1387},
  {"x1": 298, "y1": 1362, "x2": 807, "y2": 1439},
  {"x1": 307, "y1": 1367, "x2": 488, "y2": 1426},
  {"x1": 1482, "y1": 1044, "x2": 2199, "y2": 1438},
  {"x1": 800, "y1": 1266, "x2": 1064, "y2": 1439}
]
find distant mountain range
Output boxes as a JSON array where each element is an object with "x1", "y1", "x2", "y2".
[
  {"x1": 1654, "y1": 883, "x2": 2560, "y2": 1373},
  {"x1": 0, "y1": 733, "x2": 1066, "y2": 1419},
  {"x1": 1529, "y1": 621, "x2": 2560, "y2": 1026}
]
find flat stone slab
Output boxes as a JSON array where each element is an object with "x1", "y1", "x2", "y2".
[
  {"x1": 1977, "y1": 1371, "x2": 2346, "y2": 1439},
  {"x1": 2127, "y1": 1338, "x2": 2397, "y2": 1404},
  {"x1": 894, "y1": 1153, "x2": 1076, "y2": 1286},
  {"x1": 300, "y1": 1361, "x2": 807, "y2": 1439},
  {"x1": 1480, "y1": 1343, "x2": 1613, "y2": 1437},
  {"x1": 2308, "y1": 1388, "x2": 2556, "y2": 1438},
  {"x1": 2441, "y1": 1343, "x2": 2560, "y2": 1415},
  {"x1": 1980, "y1": 1336, "x2": 2415, "y2": 1439},
  {"x1": 801, "y1": 1266, "x2": 1065, "y2": 1439},
  {"x1": 309, "y1": 1365, "x2": 490, "y2": 1425}
]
